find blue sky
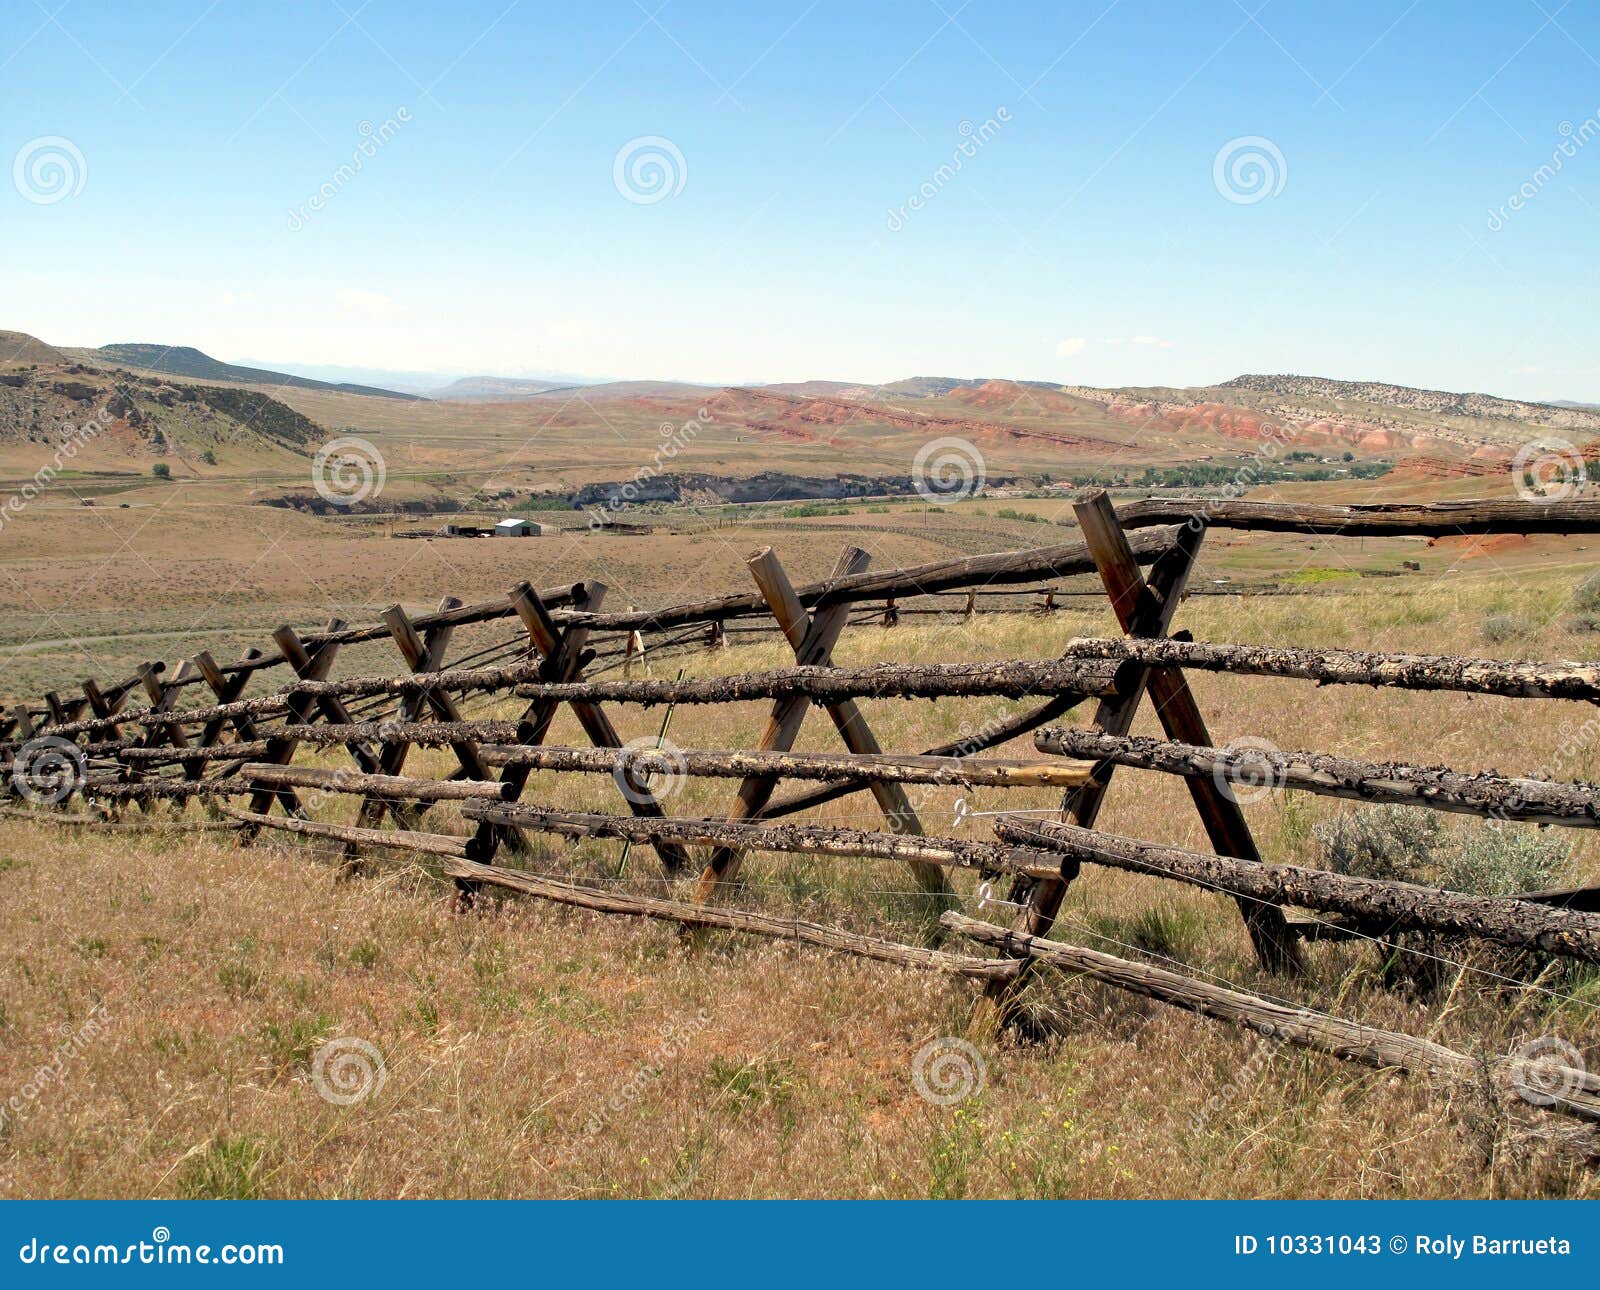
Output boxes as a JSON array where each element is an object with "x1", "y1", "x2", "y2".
[{"x1": 3, "y1": 1, "x2": 1598, "y2": 397}]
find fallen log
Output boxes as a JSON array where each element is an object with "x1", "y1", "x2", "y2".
[
  {"x1": 474, "y1": 744, "x2": 1095, "y2": 788},
  {"x1": 85, "y1": 780, "x2": 233, "y2": 802},
  {"x1": 943, "y1": 913, "x2": 1600, "y2": 1123},
  {"x1": 0, "y1": 809, "x2": 242, "y2": 833},
  {"x1": 1036, "y1": 727, "x2": 1600, "y2": 828},
  {"x1": 238, "y1": 763, "x2": 514, "y2": 802},
  {"x1": 1060, "y1": 636, "x2": 1600, "y2": 702},
  {"x1": 231, "y1": 804, "x2": 1020, "y2": 979},
  {"x1": 993, "y1": 816, "x2": 1600, "y2": 964},
  {"x1": 218, "y1": 806, "x2": 471, "y2": 857},
  {"x1": 1116, "y1": 497, "x2": 1600, "y2": 537},
  {"x1": 0, "y1": 806, "x2": 112, "y2": 826},
  {"x1": 457, "y1": 800, "x2": 1063, "y2": 878},
  {"x1": 429, "y1": 854, "x2": 1021, "y2": 981},
  {"x1": 1520, "y1": 884, "x2": 1600, "y2": 914}
]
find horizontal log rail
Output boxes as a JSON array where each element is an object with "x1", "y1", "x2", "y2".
[
  {"x1": 993, "y1": 817, "x2": 1600, "y2": 964},
  {"x1": 453, "y1": 802, "x2": 1600, "y2": 967},
  {"x1": 1117, "y1": 498, "x2": 1600, "y2": 537},
  {"x1": 547, "y1": 525, "x2": 1185, "y2": 633},
  {"x1": 757, "y1": 691, "x2": 1087, "y2": 822},
  {"x1": 474, "y1": 744, "x2": 1095, "y2": 788},
  {"x1": 508, "y1": 658, "x2": 1130, "y2": 707},
  {"x1": 238, "y1": 764, "x2": 514, "y2": 802},
  {"x1": 10, "y1": 658, "x2": 1127, "y2": 748},
  {"x1": 1060, "y1": 636, "x2": 1600, "y2": 702},
  {"x1": 1037, "y1": 728, "x2": 1600, "y2": 828},
  {"x1": 231, "y1": 806, "x2": 1020, "y2": 981},
  {"x1": 113, "y1": 739, "x2": 275, "y2": 764},
  {"x1": 456, "y1": 801, "x2": 1064, "y2": 877},
  {"x1": 219, "y1": 806, "x2": 471, "y2": 857},
  {"x1": 944, "y1": 913, "x2": 1600, "y2": 1123}
]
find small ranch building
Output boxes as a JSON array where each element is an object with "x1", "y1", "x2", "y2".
[{"x1": 494, "y1": 518, "x2": 545, "y2": 537}]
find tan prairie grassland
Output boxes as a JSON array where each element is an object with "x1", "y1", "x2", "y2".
[
  {"x1": 2, "y1": 351, "x2": 1596, "y2": 1196},
  {"x1": 1, "y1": 553, "x2": 1598, "y2": 1199}
]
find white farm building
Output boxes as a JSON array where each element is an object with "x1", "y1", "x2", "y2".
[{"x1": 494, "y1": 518, "x2": 545, "y2": 537}]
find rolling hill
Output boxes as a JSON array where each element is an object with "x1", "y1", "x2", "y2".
[
  {"x1": 0, "y1": 334, "x2": 324, "y2": 478},
  {"x1": 68, "y1": 343, "x2": 421, "y2": 401}
]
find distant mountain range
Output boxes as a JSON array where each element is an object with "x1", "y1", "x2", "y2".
[
  {"x1": 70, "y1": 343, "x2": 424, "y2": 401},
  {"x1": 430, "y1": 375, "x2": 582, "y2": 401},
  {"x1": 7, "y1": 330, "x2": 1597, "y2": 425}
]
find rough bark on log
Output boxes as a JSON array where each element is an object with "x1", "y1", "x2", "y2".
[
  {"x1": 429, "y1": 853, "x2": 1022, "y2": 981},
  {"x1": 945, "y1": 912, "x2": 1600, "y2": 1123},
  {"x1": 1061, "y1": 636, "x2": 1600, "y2": 702},
  {"x1": 510, "y1": 658, "x2": 1130, "y2": 707},
  {"x1": 1036, "y1": 727, "x2": 1600, "y2": 828},
  {"x1": 758, "y1": 691, "x2": 1088, "y2": 821},
  {"x1": 476, "y1": 743, "x2": 1094, "y2": 788},
  {"x1": 1116, "y1": 497, "x2": 1600, "y2": 537},
  {"x1": 4, "y1": 658, "x2": 1127, "y2": 748},
  {"x1": 238, "y1": 763, "x2": 514, "y2": 802},
  {"x1": 218, "y1": 806, "x2": 470, "y2": 857},
  {"x1": 994, "y1": 816, "x2": 1600, "y2": 964},
  {"x1": 457, "y1": 800, "x2": 1063, "y2": 879},
  {"x1": 546, "y1": 526, "x2": 1186, "y2": 634},
  {"x1": 115, "y1": 740, "x2": 276, "y2": 764}
]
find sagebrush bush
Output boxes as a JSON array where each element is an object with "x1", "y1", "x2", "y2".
[
  {"x1": 1480, "y1": 612, "x2": 1527, "y2": 643},
  {"x1": 1436, "y1": 821, "x2": 1576, "y2": 897},
  {"x1": 1572, "y1": 571, "x2": 1600, "y2": 613},
  {"x1": 1312, "y1": 804, "x2": 1442, "y2": 884},
  {"x1": 1566, "y1": 571, "x2": 1600, "y2": 631},
  {"x1": 1313, "y1": 805, "x2": 1575, "y2": 896}
]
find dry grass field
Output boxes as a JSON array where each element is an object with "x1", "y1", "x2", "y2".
[
  {"x1": 2, "y1": 558, "x2": 1598, "y2": 1199},
  {"x1": 6, "y1": 333, "x2": 1599, "y2": 1199}
]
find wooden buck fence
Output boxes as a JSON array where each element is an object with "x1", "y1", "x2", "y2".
[{"x1": 6, "y1": 494, "x2": 1600, "y2": 1124}]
